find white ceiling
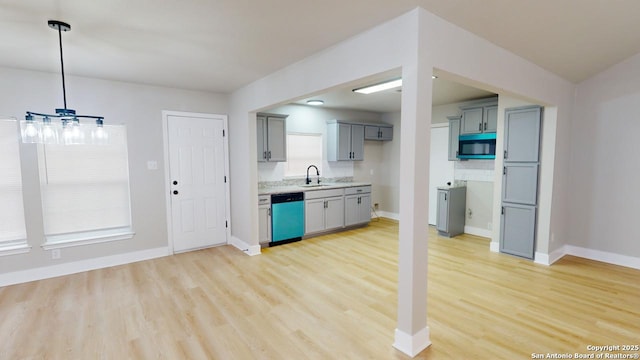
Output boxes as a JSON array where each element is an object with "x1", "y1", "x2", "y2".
[{"x1": 2, "y1": 0, "x2": 640, "y2": 109}]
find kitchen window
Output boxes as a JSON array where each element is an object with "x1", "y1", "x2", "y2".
[
  {"x1": 285, "y1": 133, "x2": 323, "y2": 178},
  {"x1": 0, "y1": 119, "x2": 30, "y2": 256},
  {"x1": 40, "y1": 125, "x2": 134, "y2": 249}
]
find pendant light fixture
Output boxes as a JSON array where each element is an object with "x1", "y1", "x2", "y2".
[{"x1": 22, "y1": 20, "x2": 107, "y2": 145}]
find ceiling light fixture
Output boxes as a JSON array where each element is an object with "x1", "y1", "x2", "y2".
[
  {"x1": 353, "y1": 78, "x2": 402, "y2": 94},
  {"x1": 22, "y1": 20, "x2": 107, "y2": 145},
  {"x1": 306, "y1": 99, "x2": 324, "y2": 106}
]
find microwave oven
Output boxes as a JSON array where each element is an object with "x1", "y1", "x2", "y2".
[{"x1": 458, "y1": 133, "x2": 496, "y2": 159}]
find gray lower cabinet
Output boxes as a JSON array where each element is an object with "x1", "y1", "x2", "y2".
[
  {"x1": 305, "y1": 188, "x2": 345, "y2": 235},
  {"x1": 447, "y1": 115, "x2": 461, "y2": 161},
  {"x1": 500, "y1": 203, "x2": 537, "y2": 258},
  {"x1": 500, "y1": 105, "x2": 542, "y2": 260},
  {"x1": 344, "y1": 186, "x2": 371, "y2": 226},
  {"x1": 436, "y1": 186, "x2": 466, "y2": 237},
  {"x1": 258, "y1": 195, "x2": 271, "y2": 245}
]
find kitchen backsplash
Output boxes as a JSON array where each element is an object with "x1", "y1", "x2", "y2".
[{"x1": 454, "y1": 159, "x2": 495, "y2": 182}]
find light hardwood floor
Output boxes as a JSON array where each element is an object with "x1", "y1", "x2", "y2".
[{"x1": 1, "y1": 218, "x2": 639, "y2": 359}]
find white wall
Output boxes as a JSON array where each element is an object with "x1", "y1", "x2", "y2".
[
  {"x1": 569, "y1": 52, "x2": 640, "y2": 258},
  {"x1": 0, "y1": 67, "x2": 228, "y2": 275}
]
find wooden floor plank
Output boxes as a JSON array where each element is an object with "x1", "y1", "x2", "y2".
[{"x1": 1, "y1": 218, "x2": 639, "y2": 359}]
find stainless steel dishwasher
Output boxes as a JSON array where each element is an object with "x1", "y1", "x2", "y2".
[{"x1": 270, "y1": 192, "x2": 305, "y2": 246}]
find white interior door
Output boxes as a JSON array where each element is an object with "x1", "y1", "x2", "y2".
[
  {"x1": 429, "y1": 125, "x2": 455, "y2": 225},
  {"x1": 168, "y1": 114, "x2": 228, "y2": 252}
]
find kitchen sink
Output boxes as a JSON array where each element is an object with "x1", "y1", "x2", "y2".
[{"x1": 300, "y1": 184, "x2": 330, "y2": 188}]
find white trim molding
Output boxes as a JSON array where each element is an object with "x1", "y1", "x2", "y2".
[
  {"x1": 377, "y1": 211, "x2": 399, "y2": 221},
  {"x1": 464, "y1": 225, "x2": 492, "y2": 238},
  {"x1": 565, "y1": 245, "x2": 640, "y2": 270},
  {"x1": 0, "y1": 242, "x2": 31, "y2": 257},
  {"x1": 490, "y1": 241, "x2": 499, "y2": 252},
  {"x1": 534, "y1": 246, "x2": 566, "y2": 266},
  {"x1": 42, "y1": 228, "x2": 135, "y2": 250},
  {"x1": 229, "y1": 236, "x2": 261, "y2": 256},
  {"x1": 393, "y1": 327, "x2": 431, "y2": 357},
  {"x1": 0, "y1": 247, "x2": 169, "y2": 287}
]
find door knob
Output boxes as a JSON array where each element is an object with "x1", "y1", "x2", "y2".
[{"x1": 173, "y1": 190, "x2": 179, "y2": 195}]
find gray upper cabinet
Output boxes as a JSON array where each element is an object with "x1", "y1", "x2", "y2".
[
  {"x1": 364, "y1": 124, "x2": 393, "y2": 141},
  {"x1": 257, "y1": 113, "x2": 287, "y2": 162},
  {"x1": 485, "y1": 105, "x2": 498, "y2": 132},
  {"x1": 460, "y1": 100, "x2": 498, "y2": 135},
  {"x1": 327, "y1": 121, "x2": 364, "y2": 161},
  {"x1": 503, "y1": 106, "x2": 541, "y2": 163},
  {"x1": 447, "y1": 115, "x2": 461, "y2": 161},
  {"x1": 460, "y1": 107, "x2": 484, "y2": 135}
]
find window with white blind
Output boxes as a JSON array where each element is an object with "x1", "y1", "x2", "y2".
[
  {"x1": 0, "y1": 119, "x2": 30, "y2": 256},
  {"x1": 285, "y1": 133, "x2": 323, "y2": 178},
  {"x1": 40, "y1": 125, "x2": 134, "y2": 248}
]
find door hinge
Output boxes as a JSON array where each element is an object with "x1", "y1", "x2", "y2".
[
  {"x1": 504, "y1": 150, "x2": 508, "y2": 159},
  {"x1": 503, "y1": 167, "x2": 507, "y2": 175},
  {"x1": 501, "y1": 207, "x2": 504, "y2": 215}
]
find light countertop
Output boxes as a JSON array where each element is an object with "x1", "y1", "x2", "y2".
[{"x1": 259, "y1": 182, "x2": 371, "y2": 195}]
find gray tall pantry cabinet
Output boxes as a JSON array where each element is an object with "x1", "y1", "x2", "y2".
[{"x1": 500, "y1": 106, "x2": 542, "y2": 259}]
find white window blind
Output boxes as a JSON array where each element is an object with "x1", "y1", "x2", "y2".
[
  {"x1": 285, "y1": 133, "x2": 323, "y2": 177},
  {"x1": 40, "y1": 125, "x2": 133, "y2": 245},
  {"x1": 0, "y1": 119, "x2": 28, "y2": 253}
]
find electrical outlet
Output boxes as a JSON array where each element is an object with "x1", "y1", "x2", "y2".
[
  {"x1": 51, "y1": 249, "x2": 61, "y2": 260},
  {"x1": 374, "y1": 203, "x2": 379, "y2": 210}
]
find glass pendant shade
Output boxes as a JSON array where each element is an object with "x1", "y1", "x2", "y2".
[
  {"x1": 91, "y1": 120, "x2": 109, "y2": 145},
  {"x1": 20, "y1": 118, "x2": 42, "y2": 143}
]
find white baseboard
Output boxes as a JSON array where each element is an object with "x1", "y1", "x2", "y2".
[
  {"x1": 377, "y1": 211, "x2": 399, "y2": 221},
  {"x1": 534, "y1": 246, "x2": 566, "y2": 266},
  {"x1": 490, "y1": 241, "x2": 499, "y2": 252},
  {"x1": 229, "y1": 236, "x2": 261, "y2": 256},
  {"x1": 0, "y1": 247, "x2": 169, "y2": 288},
  {"x1": 393, "y1": 327, "x2": 431, "y2": 357},
  {"x1": 565, "y1": 245, "x2": 640, "y2": 270},
  {"x1": 464, "y1": 225, "x2": 492, "y2": 238}
]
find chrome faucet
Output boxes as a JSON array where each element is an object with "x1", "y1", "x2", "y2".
[{"x1": 306, "y1": 165, "x2": 320, "y2": 184}]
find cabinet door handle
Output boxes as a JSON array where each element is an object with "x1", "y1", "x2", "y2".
[
  {"x1": 268, "y1": 150, "x2": 271, "y2": 160},
  {"x1": 263, "y1": 151, "x2": 267, "y2": 160},
  {"x1": 268, "y1": 208, "x2": 271, "y2": 216},
  {"x1": 484, "y1": 122, "x2": 487, "y2": 131},
  {"x1": 444, "y1": 193, "x2": 447, "y2": 201},
  {"x1": 479, "y1": 123, "x2": 482, "y2": 131},
  {"x1": 504, "y1": 150, "x2": 508, "y2": 159},
  {"x1": 503, "y1": 167, "x2": 507, "y2": 175}
]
